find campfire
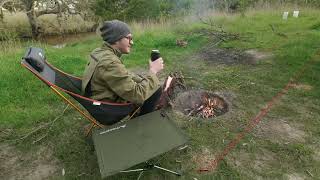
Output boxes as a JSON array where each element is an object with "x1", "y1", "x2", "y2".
[
  {"x1": 185, "y1": 93, "x2": 228, "y2": 118},
  {"x1": 157, "y1": 72, "x2": 229, "y2": 119}
]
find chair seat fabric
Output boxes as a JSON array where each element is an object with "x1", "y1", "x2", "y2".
[{"x1": 21, "y1": 56, "x2": 135, "y2": 125}]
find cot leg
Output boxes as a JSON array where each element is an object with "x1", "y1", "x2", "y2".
[{"x1": 85, "y1": 123, "x2": 95, "y2": 137}]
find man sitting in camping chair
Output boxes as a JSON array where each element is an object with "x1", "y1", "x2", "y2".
[
  {"x1": 82, "y1": 20, "x2": 164, "y2": 119},
  {"x1": 21, "y1": 20, "x2": 187, "y2": 178}
]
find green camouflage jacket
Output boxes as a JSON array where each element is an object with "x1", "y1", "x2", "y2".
[{"x1": 81, "y1": 42, "x2": 160, "y2": 104}]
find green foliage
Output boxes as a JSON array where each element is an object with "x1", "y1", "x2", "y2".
[
  {"x1": 93, "y1": 0, "x2": 131, "y2": 20},
  {"x1": 92, "y1": 0, "x2": 193, "y2": 21},
  {"x1": 203, "y1": 0, "x2": 320, "y2": 12},
  {"x1": 158, "y1": 0, "x2": 193, "y2": 17},
  {"x1": 310, "y1": 22, "x2": 320, "y2": 30},
  {"x1": 126, "y1": 0, "x2": 160, "y2": 20},
  {"x1": 92, "y1": 0, "x2": 320, "y2": 22},
  {"x1": 255, "y1": 0, "x2": 320, "y2": 7}
]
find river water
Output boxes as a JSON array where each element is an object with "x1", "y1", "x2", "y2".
[{"x1": 39, "y1": 32, "x2": 97, "y2": 46}]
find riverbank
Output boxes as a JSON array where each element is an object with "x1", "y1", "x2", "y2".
[{"x1": 0, "y1": 12, "x2": 96, "y2": 41}]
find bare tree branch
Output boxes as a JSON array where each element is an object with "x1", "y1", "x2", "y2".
[
  {"x1": 36, "y1": 6, "x2": 59, "y2": 17},
  {"x1": 14, "y1": 0, "x2": 93, "y2": 39}
]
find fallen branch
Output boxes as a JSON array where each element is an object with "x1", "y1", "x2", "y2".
[
  {"x1": 6, "y1": 105, "x2": 69, "y2": 143},
  {"x1": 197, "y1": 17, "x2": 240, "y2": 44},
  {"x1": 32, "y1": 104, "x2": 70, "y2": 144},
  {"x1": 32, "y1": 133, "x2": 48, "y2": 144},
  {"x1": 187, "y1": 105, "x2": 204, "y2": 117},
  {"x1": 306, "y1": 170, "x2": 314, "y2": 177}
]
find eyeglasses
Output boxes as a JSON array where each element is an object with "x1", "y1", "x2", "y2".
[{"x1": 124, "y1": 36, "x2": 133, "y2": 42}]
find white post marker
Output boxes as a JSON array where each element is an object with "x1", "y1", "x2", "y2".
[
  {"x1": 283, "y1": 11, "x2": 289, "y2": 20},
  {"x1": 293, "y1": 11, "x2": 299, "y2": 18}
]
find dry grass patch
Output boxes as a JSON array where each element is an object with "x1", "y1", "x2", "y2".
[
  {"x1": 288, "y1": 83, "x2": 313, "y2": 91},
  {"x1": 244, "y1": 49, "x2": 273, "y2": 63},
  {"x1": 191, "y1": 146, "x2": 217, "y2": 172},
  {"x1": 225, "y1": 149, "x2": 277, "y2": 180},
  {"x1": 313, "y1": 149, "x2": 320, "y2": 162},
  {"x1": 254, "y1": 119, "x2": 306, "y2": 144},
  {"x1": 285, "y1": 173, "x2": 307, "y2": 180},
  {"x1": 309, "y1": 145, "x2": 320, "y2": 162},
  {"x1": 228, "y1": 149, "x2": 276, "y2": 174}
]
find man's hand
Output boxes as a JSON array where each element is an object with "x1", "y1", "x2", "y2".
[{"x1": 149, "y1": 57, "x2": 164, "y2": 75}]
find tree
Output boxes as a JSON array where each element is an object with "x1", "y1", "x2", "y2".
[
  {"x1": 92, "y1": 0, "x2": 160, "y2": 21},
  {"x1": 1, "y1": 0, "x2": 93, "y2": 39},
  {"x1": 158, "y1": 0, "x2": 193, "y2": 17},
  {"x1": 92, "y1": 0, "x2": 194, "y2": 21},
  {"x1": 126, "y1": 0, "x2": 160, "y2": 20},
  {"x1": 0, "y1": 0, "x2": 17, "y2": 22},
  {"x1": 93, "y1": 0, "x2": 130, "y2": 20}
]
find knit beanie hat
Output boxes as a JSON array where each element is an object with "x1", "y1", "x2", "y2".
[{"x1": 100, "y1": 20, "x2": 131, "y2": 44}]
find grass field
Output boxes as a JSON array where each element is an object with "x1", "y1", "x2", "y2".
[{"x1": 1, "y1": 7, "x2": 320, "y2": 180}]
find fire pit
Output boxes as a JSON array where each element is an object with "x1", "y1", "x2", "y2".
[{"x1": 173, "y1": 90, "x2": 229, "y2": 118}]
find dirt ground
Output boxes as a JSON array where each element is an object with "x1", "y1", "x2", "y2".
[
  {"x1": 0, "y1": 143, "x2": 60, "y2": 180},
  {"x1": 195, "y1": 47, "x2": 272, "y2": 65}
]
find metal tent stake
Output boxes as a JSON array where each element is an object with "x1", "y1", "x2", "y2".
[{"x1": 120, "y1": 162, "x2": 181, "y2": 179}]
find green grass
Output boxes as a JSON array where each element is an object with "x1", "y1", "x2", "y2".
[{"x1": 1, "y1": 7, "x2": 320, "y2": 180}]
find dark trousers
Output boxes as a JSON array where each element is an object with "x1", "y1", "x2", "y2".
[{"x1": 139, "y1": 88, "x2": 162, "y2": 115}]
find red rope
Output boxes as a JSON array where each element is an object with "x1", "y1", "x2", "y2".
[
  {"x1": 198, "y1": 82, "x2": 292, "y2": 172},
  {"x1": 198, "y1": 52, "x2": 317, "y2": 172}
]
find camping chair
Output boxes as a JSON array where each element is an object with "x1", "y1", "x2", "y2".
[
  {"x1": 21, "y1": 47, "x2": 138, "y2": 135},
  {"x1": 21, "y1": 47, "x2": 189, "y2": 178}
]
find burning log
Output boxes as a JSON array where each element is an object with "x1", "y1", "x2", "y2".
[{"x1": 185, "y1": 93, "x2": 227, "y2": 119}]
